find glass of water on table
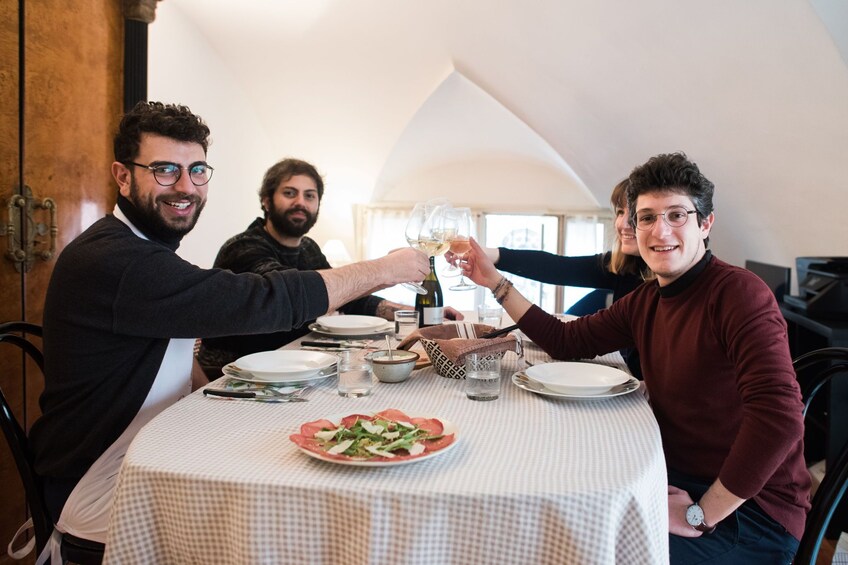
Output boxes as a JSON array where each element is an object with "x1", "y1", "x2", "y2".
[
  {"x1": 337, "y1": 350, "x2": 374, "y2": 397},
  {"x1": 464, "y1": 353, "x2": 502, "y2": 401}
]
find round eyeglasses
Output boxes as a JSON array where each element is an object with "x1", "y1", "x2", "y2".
[
  {"x1": 126, "y1": 161, "x2": 214, "y2": 187},
  {"x1": 634, "y1": 205, "x2": 697, "y2": 231}
]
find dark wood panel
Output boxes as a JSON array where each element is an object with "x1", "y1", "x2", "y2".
[{"x1": 0, "y1": 1, "x2": 123, "y2": 561}]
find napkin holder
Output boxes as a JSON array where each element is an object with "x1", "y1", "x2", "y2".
[{"x1": 398, "y1": 323, "x2": 521, "y2": 380}]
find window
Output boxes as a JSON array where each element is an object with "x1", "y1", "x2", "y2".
[{"x1": 359, "y1": 205, "x2": 612, "y2": 314}]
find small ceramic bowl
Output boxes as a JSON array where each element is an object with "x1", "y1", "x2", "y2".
[{"x1": 369, "y1": 350, "x2": 420, "y2": 383}]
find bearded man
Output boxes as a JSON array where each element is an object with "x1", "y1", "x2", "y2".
[
  {"x1": 29, "y1": 103, "x2": 430, "y2": 549},
  {"x1": 197, "y1": 158, "x2": 462, "y2": 376}
]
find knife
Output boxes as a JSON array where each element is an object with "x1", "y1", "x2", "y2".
[
  {"x1": 480, "y1": 324, "x2": 519, "y2": 339},
  {"x1": 301, "y1": 341, "x2": 369, "y2": 348},
  {"x1": 203, "y1": 389, "x2": 309, "y2": 401}
]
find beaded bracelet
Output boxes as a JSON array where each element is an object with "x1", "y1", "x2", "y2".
[
  {"x1": 492, "y1": 276, "x2": 509, "y2": 297},
  {"x1": 493, "y1": 277, "x2": 513, "y2": 305}
]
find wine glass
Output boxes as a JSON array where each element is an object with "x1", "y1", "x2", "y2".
[
  {"x1": 401, "y1": 203, "x2": 430, "y2": 295},
  {"x1": 439, "y1": 207, "x2": 462, "y2": 277},
  {"x1": 448, "y1": 207, "x2": 476, "y2": 291}
]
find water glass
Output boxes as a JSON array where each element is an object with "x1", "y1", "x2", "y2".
[
  {"x1": 464, "y1": 353, "x2": 502, "y2": 401},
  {"x1": 477, "y1": 304, "x2": 504, "y2": 328},
  {"x1": 394, "y1": 310, "x2": 419, "y2": 340},
  {"x1": 338, "y1": 353, "x2": 374, "y2": 397}
]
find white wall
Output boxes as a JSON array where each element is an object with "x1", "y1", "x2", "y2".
[{"x1": 150, "y1": 1, "x2": 848, "y2": 292}]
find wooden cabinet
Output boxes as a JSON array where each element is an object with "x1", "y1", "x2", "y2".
[{"x1": 0, "y1": 2, "x2": 122, "y2": 562}]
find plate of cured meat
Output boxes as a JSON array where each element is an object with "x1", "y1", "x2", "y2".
[{"x1": 289, "y1": 408, "x2": 458, "y2": 467}]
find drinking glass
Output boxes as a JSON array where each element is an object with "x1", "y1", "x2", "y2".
[
  {"x1": 448, "y1": 207, "x2": 476, "y2": 291},
  {"x1": 477, "y1": 304, "x2": 503, "y2": 327},
  {"x1": 401, "y1": 203, "x2": 430, "y2": 295},
  {"x1": 394, "y1": 310, "x2": 419, "y2": 340},
  {"x1": 464, "y1": 353, "x2": 502, "y2": 401},
  {"x1": 337, "y1": 351, "x2": 374, "y2": 397}
]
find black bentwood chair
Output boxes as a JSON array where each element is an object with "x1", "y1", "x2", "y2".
[
  {"x1": 792, "y1": 347, "x2": 848, "y2": 565},
  {"x1": 0, "y1": 321, "x2": 104, "y2": 564}
]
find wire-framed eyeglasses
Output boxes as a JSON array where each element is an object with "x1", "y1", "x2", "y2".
[
  {"x1": 634, "y1": 206, "x2": 697, "y2": 231},
  {"x1": 126, "y1": 161, "x2": 214, "y2": 187}
]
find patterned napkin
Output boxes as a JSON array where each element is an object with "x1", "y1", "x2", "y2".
[{"x1": 398, "y1": 323, "x2": 522, "y2": 366}]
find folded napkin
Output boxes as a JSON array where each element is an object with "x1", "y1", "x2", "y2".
[{"x1": 398, "y1": 323, "x2": 521, "y2": 367}]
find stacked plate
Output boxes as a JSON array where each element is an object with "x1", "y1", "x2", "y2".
[
  {"x1": 225, "y1": 350, "x2": 338, "y2": 385},
  {"x1": 513, "y1": 362, "x2": 639, "y2": 400},
  {"x1": 309, "y1": 315, "x2": 393, "y2": 337}
]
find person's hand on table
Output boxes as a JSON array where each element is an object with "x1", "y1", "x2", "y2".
[
  {"x1": 444, "y1": 307, "x2": 464, "y2": 321},
  {"x1": 667, "y1": 485, "x2": 702, "y2": 538}
]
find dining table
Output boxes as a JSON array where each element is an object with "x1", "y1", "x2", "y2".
[{"x1": 104, "y1": 319, "x2": 669, "y2": 564}]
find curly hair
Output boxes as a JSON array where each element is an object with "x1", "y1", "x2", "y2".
[
  {"x1": 258, "y1": 158, "x2": 324, "y2": 217},
  {"x1": 626, "y1": 152, "x2": 714, "y2": 246},
  {"x1": 114, "y1": 101, "x2": 211, "y2": 163}
]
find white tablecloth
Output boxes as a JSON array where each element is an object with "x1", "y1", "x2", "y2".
[{"x1": 104, "y1": 337, "x2": 668, "y2": 564}]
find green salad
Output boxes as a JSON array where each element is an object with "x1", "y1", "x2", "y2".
[{"x1": 314, "y1": 417, "x2": 443, "y2": 459}]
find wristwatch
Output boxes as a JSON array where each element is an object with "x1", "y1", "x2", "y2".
[{"x1": 685, "y1": 502, "x2": 716, "y2": 534}]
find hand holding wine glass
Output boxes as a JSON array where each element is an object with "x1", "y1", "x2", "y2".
[{"x1": 401, "y1": 203, "x2": 430, "y2": 295}]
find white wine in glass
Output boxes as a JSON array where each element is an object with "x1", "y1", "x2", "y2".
[{"x1": 401, "y1": 203, "x2": 430, "y2": 295}]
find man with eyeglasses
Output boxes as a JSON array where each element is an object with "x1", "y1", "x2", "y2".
[
  {"x1": 28, "y1": 101, "x2": 430, "y2": 549},
  {"x1": 461, "y1": 152, "x2": 809, "y2": 563},
  {"x1": 196, "y1": 158, "x2": 463, "y2": 377}
]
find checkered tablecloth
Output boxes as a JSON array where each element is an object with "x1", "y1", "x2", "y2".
[{"x1": 104, "y1": 337, "x2": 668, "y2": 564}]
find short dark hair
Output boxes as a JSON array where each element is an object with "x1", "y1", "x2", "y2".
[
  {"x1": 258, "y1": 158, "x2": 324, "y2": 215},
  {"x1": 626, "y1": 152, "x2": 714, "y2": 245},
  {"x1": 114, "y1": 101, "x2": 210, "y2": 163}
]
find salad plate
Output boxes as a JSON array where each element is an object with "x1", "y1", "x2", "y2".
[
  {"x1": 512, "y1": 372, "x2": 640, "y2": 400},
  {"x1": 290, "y1": 409, "x2": 458, "y2": 467},
  {"x1": 315, "y1": 315, "x2": 389, "y2": 334},
  {"x1": 308, "y1": 321, "x2": 393, "y2": 338}
]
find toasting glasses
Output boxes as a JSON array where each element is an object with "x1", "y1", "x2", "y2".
[{"x1": 448, "y1": 207, "x2": 476, "y2": 291}]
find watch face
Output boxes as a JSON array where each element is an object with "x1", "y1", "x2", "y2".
[{"x1": 686, "y1": 504, "x2": 705, "y2": 526}]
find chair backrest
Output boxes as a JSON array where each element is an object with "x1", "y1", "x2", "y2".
[
  {"x1": 0, "y1": 322, "x2": 53, "y2": 554},
  {"x1": 745, "y1": 260, "x2": 791, "y2": 303},
  {"x1": 792, "y1": 347, "x2": 848, "y2": 564}
]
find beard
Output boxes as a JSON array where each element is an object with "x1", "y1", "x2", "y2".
[
  {"x1": 267, "y1": 201, "x2": 319, "y2": 239},
  {"x1": 127, "y1": 177, "x2": 205, "y2": 241}
]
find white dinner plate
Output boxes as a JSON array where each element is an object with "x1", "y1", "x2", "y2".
[
  {"x1": 232, "y1": 350, "x2": 338, "y2": 381},
  {"x1": 525, "y1": 362, "x2": 630, "y2": 395},
  {"x1": 293, "y1": 412, "x2": 459, "y2": 467},
  {"x1": 223, "y1": 363, "x2": 337, "y2": 385},
  {"x1": 308, "y1": 321, "x2": 393, "y2": 337},
  {"x1": 315, "y1": 315, "x2": 388, "y2": 334},
  {"x1": 512, "y1": 372, "x2": 640, "y2": 400}
]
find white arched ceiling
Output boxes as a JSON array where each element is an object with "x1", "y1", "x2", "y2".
[
  {"x1": 374, "y1": 70, "x2": 599, "y2": 210},
  {"x1": 152, "y1": 0, "x2": 848, "y2": 276}
]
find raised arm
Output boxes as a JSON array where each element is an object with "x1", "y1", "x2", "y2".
[{"x1": 319, "y1": 247, "x2": 429, "y2": 313}]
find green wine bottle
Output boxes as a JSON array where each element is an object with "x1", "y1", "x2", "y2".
[{"x1": 415, "y1": 256, "x2": 444, "y2": 327}]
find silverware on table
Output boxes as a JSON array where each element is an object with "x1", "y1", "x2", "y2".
[{"x1": 203, "y1": 389, "x2": 309, "y2": 402}]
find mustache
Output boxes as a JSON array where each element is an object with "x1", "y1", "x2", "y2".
[
  {"x1": 285, "y1": 207, "x2": 312, "y2": 217},
  {"x1": 157, "y1": 194, "x2": 203, "y2": 204}
]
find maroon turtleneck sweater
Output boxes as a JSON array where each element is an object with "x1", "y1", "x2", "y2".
[{"x1": 520, "y1": 254, "x2": 810, "y2": 540}]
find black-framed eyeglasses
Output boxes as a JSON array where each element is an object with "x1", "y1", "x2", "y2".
[
  {"x1": 126, "y1": 161, "x2": 214, "y2": 187},
  {"x1": 634, "y1": 206, "x2": 697, "y2": 231}
]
